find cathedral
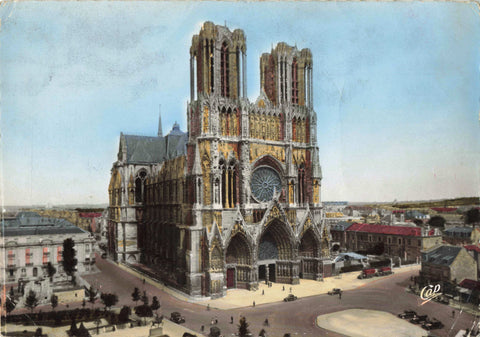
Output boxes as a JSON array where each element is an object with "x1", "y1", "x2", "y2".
[{"x1": 108, "y1": 22, "x2": 332, "y2": 298}]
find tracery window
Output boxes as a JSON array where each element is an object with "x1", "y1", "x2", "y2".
[
  {"x1": 221, "y1": 42, "x2": 230, "y2": 98},
  {"x1": 220, "y1": 160, "x2": 237, "y2": 208},
  {"x1": 135, "y1": 170, "x2": 147, "y2": 203},
  {"x1": 292, "y1": 58, "x2": 298, "y2": 104},
  {"x1": 298, "y1": 164, "x2": 306, "y2": 204}
]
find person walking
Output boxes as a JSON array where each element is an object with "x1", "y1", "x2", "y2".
[
  {"x1": 230, "y1": 316, "x2": 233, "y2": 324},
  {"x1": 262, "y1": 289, "x2": 264, "y2": 295},
  {"x1": 339, "y1": 291, "x2": 342, "y2": 299},
  {"x1": 253, "y1": 301, "x2": 255, "y2": 307}
]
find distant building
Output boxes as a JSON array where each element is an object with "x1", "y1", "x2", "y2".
[
  {"x1": 443, "y1": 227, "x2": 480, "y2": 245},
  {"x1": 464, "y1": 245, "x2": 480, "y2": 278},
  {"x1": 345, "y1": 223, "x2": 441, "y2": 262},
  {"x1": 420, "y1": 245, "x2": 477, "y2": 285},
  {"x1": 0, "y1": 212, "x2": 96, "y2": 284}
]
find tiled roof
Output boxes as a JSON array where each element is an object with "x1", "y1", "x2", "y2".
[
  {"x1": 346, "y1": 223, "x2": 433, "y2": 236},
  {"x1": 78, "y1": 212, "x2": 102, "y2": 218},
  {"x1": 423, "y1": 245, "x2": 462, "y2": 266},
  {"x1": 444, "y1": 227, "x2": 473, "y2": 234},
  {"x1": 123, "y1": 125, "x2": 187, "y2": 164},
  {"x1": 459, "y1": 279, "x2": 480, "y2": 291},
  {"x1": 464, "y1": 245, "x2": 480, "y2": 253},
  {"x1": 331, "y1": 221, "x2": 354, "y2": 232},
  {"x1": 431, "y1": 207, "x2": 458, "y2": 212}
]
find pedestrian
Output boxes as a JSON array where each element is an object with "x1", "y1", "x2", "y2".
[
  {"x1": 215, "y1": 319, "x2": 218, "y2": 324},
  {"x1": 253, "y1": 301, "x2": 255, "y2": 307},
  {"x1": 207, "y1": 304, "x2": 210, "y2": 311},
  {"x1": 283, "y1": 285, "x2": 285, "y2": 291},
  {"x1": 143, "y1": 278, "x2": 146, "y2": 285},
  {"x1": 452, "y1": 310, "x2": 455, "y2": 318},
  {"x1": 230, "y1": 316, "x2": 233, "y2": 324},
  {"x1": 339, "y1": 291, "x2": 342, "y2": 299},
  {"x1": 289, "y1": 287, "x2": 292, "y2": 293},
  {"x1": 264, "y1": 318, "x2": 269, "y2": 326},
  {"x1": 201, "y1": 325, "x2": 204, "y2": 332},
  {"x1": 262, "y1": 289, "x2": 264, "y2": 295}
]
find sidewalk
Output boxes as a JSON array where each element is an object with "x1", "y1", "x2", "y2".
[{"x1": 118, "y1": 260, "x2": 420, "y2": 310}]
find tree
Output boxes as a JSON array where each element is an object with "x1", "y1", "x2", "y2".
[
  {"x1": 100, "y1": 293, "x2": 118, "y2": 311},
  {"x1": 88, "y1": 286, "x2": 97, "y2": 309},
  {"x1": 70, "y1": 319, "x2": 78, "y2": 336},
  {"x1": 94, "y1": 318, "x2": 102, "y2": 335},
  {"x1": 6, "y1": 296, "x2": 16, "y2": 314},
  {"x1": 35, "y1": 328, "x2": 43, "y2": 337},
  {"x1": 465, "y1": 208, "x2": 480, "y2": 228},
  {"x1": 209, "y1": 326, "x2": 221, "y2": 337},
  {"x1": 119, "y1": 305, "x2": 131, "y2": 323},
  {"x1": 151, "y1": 296, "x2": 160, "y2": 314},
  {"x1": 141, "y1": 291, "x2": 149, "y2": 306},
  {"x1": 238, "y1": 316, "x2": 250, "y2": 337},
  {"x1": 46, "y1": 262, "x2": 57, "y2": 281},
  {"x1": 50, "y1": 294, "x2": 58, "y2": 311},
  {"x1": 131, "y1": 287, "x2": 141, "y2": 306},
  {"x1": 25, "y1": 290, "x2": 39, "y2": 313},
  {"x1": 62, "y1": 238, "x2": 78, "y2": 283},
  {"x1": 428, "y1": 216, "x2": 446, "y2": 229}
]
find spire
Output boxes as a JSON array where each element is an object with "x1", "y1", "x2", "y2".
[{"x1": 157, "y1": 105, "x2": 163, "y2": 137}]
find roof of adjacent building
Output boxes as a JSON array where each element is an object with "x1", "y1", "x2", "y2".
[
  {"x1": 423, "y1": 245, "x2": 462, "y2": 266},
  {"x1": 2, "y1": 214, "x2": 87, "y2": 237},
  {"x1": 333, "y1": 252, "x2": 368, "y2": 263},
  {"x1": 122, "y1": 124, "x2": 187, "y2": 164},
  {"x1": 346, "y1": 223, "x2": 435, "y2": 236},
  {"x1": 459, "y1": 279, "x2": 480, "y2": 291}
]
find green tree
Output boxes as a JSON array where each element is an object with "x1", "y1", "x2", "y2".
[
  {"x1": 100, "y1": 293, "x2": 118, "y2": 311},
  {"x1": 428, "y1": 216, "x2": 446, "y2": 229},
  {"x1": 151, "y1": 296, "x2": 160, "y2": 314},
  {"x1": 62, "y1": 238, "x2": 78, "y2": 283},
  {"x1": 131, "y1": 287, "x2": 141, "y2": 306},
  {"x1": 6, "y1": 296, "x2": 16, "y2": 314},
  {"x1": 46, "y1": 262, "x2": 56, "y2": 281},
  {"x1": 50, "y1": 294, "x2": 58, "y2": 311},
  {"x1": 25, "y1": 290, "x2": 39, "y2": 313},
  {"x1": 465, "y1": 208, "x2": 480, "y2": 228},
  {"x1": 141, "y1": 291, "x2": 149, "y2": 306},
  {"x1": 119, "y1": 305, "x2": 131, "y2": 323},
  {"x1": 238, "y1": 316, "x2": 250, "y2": 337},
  {"x1": 88, "y1": 286, "x2": 97, "y2": 309}
]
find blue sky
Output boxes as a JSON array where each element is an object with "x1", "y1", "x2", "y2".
[{"x1": 1, "y1": 1, "x2": 479, "y2": 206}]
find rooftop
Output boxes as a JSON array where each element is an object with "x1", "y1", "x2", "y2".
[
  {"x1": 346, "y1": 223, "x2": 435, "y2": 237},
  {"x1": 2, "y1": 214, "x2": 87, "y2": 237},
  {"x1": 423, "y1": 245, "x2": 462, "y2": 266}
]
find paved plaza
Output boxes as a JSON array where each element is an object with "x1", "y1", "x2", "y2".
[{"x1": 316, "y1": 309, "x2": 427, "y2": 337}]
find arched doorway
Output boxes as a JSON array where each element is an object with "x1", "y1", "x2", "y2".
[
  {"x1": 225, "y1": 234, "x2": 251, "y2": 289},
  {"x1": 258, "y1": 219, "x2": 295, "y2": 284},
  {"x1": 299, "y1": 228, "x2": 320, "y2": 279}
]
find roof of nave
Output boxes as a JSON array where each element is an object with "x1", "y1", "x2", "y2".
[{"x1": 122, "y1": 123, "x2": 187, "y2": 164}]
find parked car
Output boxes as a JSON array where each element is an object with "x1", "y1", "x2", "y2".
[
  {"x1": 358, "y1": 268, "x2": 377, "y2": 279},
  {"x1": 170, "y1": 311, "x2": 185, "y2": 324},
  {"x1": 409, "y1": 315, "x2": 428, "y2": 324},
  {"x1": 283, "y1": 294, "x2": 297, "y2": 302},
  {"x1": 328, "y1": 288, "x2": 342, "y2": 295},
  {"x1": 398, "y1": 310, "x2": 417, "y2": 319},
  {"x1": 422, "y1": 319, "x2": 444, "y2": 330}
]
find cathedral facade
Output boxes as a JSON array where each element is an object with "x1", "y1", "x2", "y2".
[{"x1": 108, "y1": 22, "x2": 332, "y2": 298}]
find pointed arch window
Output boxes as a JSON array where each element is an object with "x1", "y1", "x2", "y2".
[
  {"x1": 135, "y1": 170, "x2": 147, "y2": 203},
  {"x1": 292, "y1": 58, "x2": 298, "y2": 104},
  {"x1": 221, "y1": 160, "x2": 238, "y2": 208},
  {"x1": 298, "y1": 164, "x2": 306, "y2": 204},
  {"x1": 221, "y1": 42, "x2": 230, "y2": 98}
]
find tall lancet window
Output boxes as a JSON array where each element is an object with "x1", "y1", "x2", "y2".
[
  {"x1": 291, "y1": 58, "x2": 298, "y2": 104},
  {"x1": 221, "y1": 42, "x2": 230, "y2": 98}
]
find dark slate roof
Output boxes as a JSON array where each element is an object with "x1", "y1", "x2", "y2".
[
  {"x1": 123, "y1": 124, "x2": 187, "y2": 164},
  {"x1": 424, "y1": 245, "x2": 462, "y2": 266},
  {"x1": 331, "y1": 221, "x2": 354, "y2": 232},
  {"x1": 444, "y1": 227, "x2": 473, "y2": 234},
  {"x1": 2, "y1": 215, "x2": 86, "y2": 237}
]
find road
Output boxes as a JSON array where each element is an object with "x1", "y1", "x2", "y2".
[{"x1": 76, "y1": 256, "x2": 480, "y2": 336}]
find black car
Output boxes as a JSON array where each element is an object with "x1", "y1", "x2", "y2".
[
  {"x1": 283, "y1": 294, "x2": 297, "y2": 302},
  {"x1": 170, "y1": 311, "x2": 185, "y2": 324},
  {"x1": 328, "y1": 288, "x2": 342, "y2": 295},
  {"x1": 409, "y1": 315, "x2": 428, "y2": 324},
  {"x1": 422, "y1": 319, "x2": 444, "y2": 330},
  {"x1": 398, "y1": 310, "x2": 416, "y2": 319}
]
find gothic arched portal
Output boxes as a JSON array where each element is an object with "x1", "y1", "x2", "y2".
[
  {"x1": 299, "y1": 228, "x2": 321, "y2": 279},
  {"x1": 257, "y1": 219, "x2": 295, "y2": 283},
  {"x1": 225, "y1": 234, "x2": 252, "y2": 288}
]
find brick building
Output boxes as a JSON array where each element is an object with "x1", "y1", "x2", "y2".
[
  {"x1": 108, "y1": 22, "x2": 331, "y2": 298},
  {"x1": 345, "y1": 223, "x2": 441, "y2": 262}
]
